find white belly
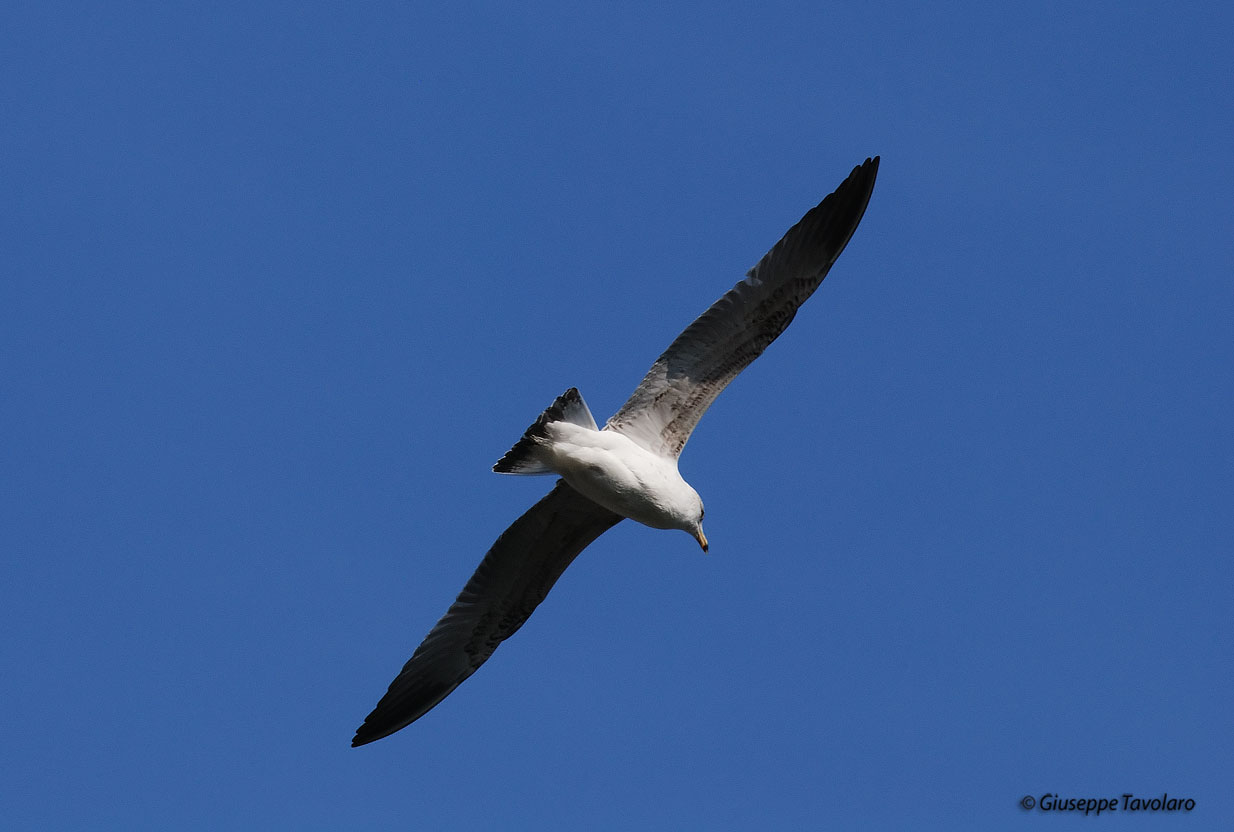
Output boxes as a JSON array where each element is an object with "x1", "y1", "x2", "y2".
[{"x1": 539, "y1": 422, "x2": 695, "y2": 530}]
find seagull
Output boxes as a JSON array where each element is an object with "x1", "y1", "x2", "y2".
[{"x1": 353, "y1": 157, "x2": 879, "y2": 746}]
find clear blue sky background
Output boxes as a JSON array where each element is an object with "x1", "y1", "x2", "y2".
[{"x1": 3, "y1": 2, "x2": 1231, "y2": 829}]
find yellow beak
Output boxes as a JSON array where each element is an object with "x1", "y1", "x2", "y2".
[{"x1": 693, "y1": 527, "x2": 709, "y2": 553}]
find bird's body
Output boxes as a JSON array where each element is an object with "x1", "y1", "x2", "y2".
[
  {"x1": 352, "y1": 157, "x2": 880, "y2": 746},
  {"x1": 531, "y1": 418, "x2": 705, "y2": 539}
]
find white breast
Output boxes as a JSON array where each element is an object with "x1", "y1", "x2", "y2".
[{"x1": 538, "y1": 422, "x2": 699, "y2": 531}]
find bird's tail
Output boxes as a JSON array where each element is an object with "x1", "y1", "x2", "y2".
[{"x1": 493, "y1": 387, "x2": 598, "y2": 474}]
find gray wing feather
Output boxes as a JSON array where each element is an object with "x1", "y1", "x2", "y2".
[
  {"x1": 352, "y1": 481, "x2": 622, "y2": 746},
  {"x1": 606, "y1": 157, "x2": 879, "y2": 457}
]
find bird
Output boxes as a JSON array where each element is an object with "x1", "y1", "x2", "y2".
[{"x1": 352, "y1": 156, "x2": 880, "y2": 746}]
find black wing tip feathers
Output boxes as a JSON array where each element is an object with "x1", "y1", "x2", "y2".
[
  {"x1": 849, "y1": 156, "x2": 880, "y2": 213},
  {"x1": 746, "y1": 155, "x2": 879, "y2": 282},
  {"x1": 839, "y1": 155, "x2": 880, "y2": 209},
  {"x1": 351, "y1": 681, "x2": 456, "y2": 746},
  {"x1": 797, "y1": 154, "x2": 880, "y2": 264},
  {"x1": 835, "y1": 156, "x2": 880, "y2": 207},
  {"x1": 351, "y1": 720, "x2": 403, "y2": 747},
  {"x1": 352, "y1": 715, "x2": 388, "y2": 747},
  {"x1": 351, "y1": 704, "x2": 405, "y2": 747}
]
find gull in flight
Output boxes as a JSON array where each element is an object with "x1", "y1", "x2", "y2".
[{"x1": 353, "y1": 157, "x2": 879, "y2": 746}]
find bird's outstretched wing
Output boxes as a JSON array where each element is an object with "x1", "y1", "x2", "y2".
[
  {"x1": 606, "y1": 157, "x2": 879, "y2": 458},
  {"x1": 353, "y1": 481, "x2": 622, "y2": 746}
]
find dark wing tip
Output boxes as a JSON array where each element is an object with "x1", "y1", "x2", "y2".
[
  {"x1": 835, "y1": 154, "x2": 879, "y2": 239},
  {"x1": 801, "y1": 154, "x2": 880, "y2": 263},
  {"x1": 839, "y1": 155, "x2": 880, "y2": 203},
  {"x1": 832, "y1": 155, "x2": 880, "y2": 228},
  {"x1": 352, "y1": 712, "x2": 403, "y2": 747},
  {"x1": 858, "y1": 156, "x2": 879, "y2": 199},
  {"x1": 746, "y1": 154, "x2": 880, "y2": 283},
  {"x1": 352, "y1": 718, "x2": 400, "y2": 747},
  {"x1": 350, "y1": 677, "x2": 463, "y2": 747},
  {"x1": 351, "y1": 645, "x2": 476, "y2": 746},
  {"x1": 351, "y1": 708, "x2": 402, "y2": 748}
]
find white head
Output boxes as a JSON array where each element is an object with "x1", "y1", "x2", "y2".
[
  {"x1": 683, "y1": 489, "x2": 707, "y2": 553},
  {"x1": 691, "y1": 516, "x2": 708, "y2": 552}
]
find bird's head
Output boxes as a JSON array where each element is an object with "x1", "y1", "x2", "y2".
[
  {"x1": 691, "y1": 522, "x2": 709, "y2": 553},
  {"x1": 669, "y1": 480, "x2": 708, "y2": 553},
  {"x1": 689, "y1": 500, "x2": 708, "y2": 553}
]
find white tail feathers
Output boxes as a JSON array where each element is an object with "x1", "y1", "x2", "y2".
[{"x1": 492, "y1": 388, "x2": 598, "y2": 475}]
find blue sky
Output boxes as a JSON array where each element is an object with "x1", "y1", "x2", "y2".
[{"x1": 3, "y1": 1, "x2": 1231, "y2": 829}]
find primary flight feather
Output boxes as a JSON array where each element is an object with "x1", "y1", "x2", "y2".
[{"x1": 353, "y1": 157, "x2": 879, "y2": 746}]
